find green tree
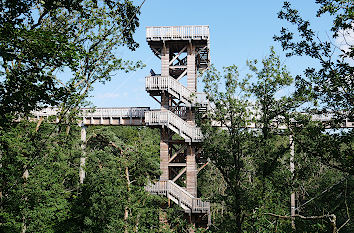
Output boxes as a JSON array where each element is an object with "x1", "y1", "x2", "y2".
[
  {"x1": 199, "y1": 49, "x2": 298, "y2": 232},
  {"x1": 0, "y1": 0, "x2": 143, "y2": 125},
  {"x1": 200, "y1": 64, "x2": 252, "y2": 232},
  {"x1": 0, "y1": 121, "x2": 81, "y2": 232},
  {"x1": 269, "y1": 1, "x2": 354, "y2": 231},
  {"x1": 65, "y1": 126, "x2": 162, "y2": 232},
  {"x1": 274, "y1": 1, "x2": 353, "y2": 121},
  {"x1": 274, "y1": 0, "x2": 353, "y2": 174},
  {"x1": 0, "y1": 1, "x2": 145, "y2": 232}
]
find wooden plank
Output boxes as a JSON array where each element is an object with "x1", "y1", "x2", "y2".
[
  {"x1": 150, "y1": 95, "x2": 161, "y2": 104},
  {"x1": 168, "y1": 145, "x2": 187, "y2": 163},
  {"x1": 170, "y1": 65, "x2": 187, "y2": 69},
  {"x1": 177, "y1": 69, "x2": 187, "y2": 81},
  {"x1": 197, "y1": 161, "x2": 209, "y2": 173},
  {"x1": 168, "y1": 163, "x2": 186, "y2": 167},
  {"x1": 168, "y1": 140, "x2": 186, "y2": 144},
  {"x1": 172, "y1": 167, "x2": 186, "y2": 182},
  {"x1": 151, "y1": 47, "x2": 161, "y2": 56},
  {"x1": 186, "y1": 146, "x2": 197, "y2": 197},
  {"x1": 160, "y1": 128, "x2": 169, "y2": 180},
  {"x1": 169, "y1": 46, "x2": 187, "y2": 65}
]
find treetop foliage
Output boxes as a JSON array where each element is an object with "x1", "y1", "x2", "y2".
[{"x1": 0, "y1": 0, "x2": 143, "y2": 126}]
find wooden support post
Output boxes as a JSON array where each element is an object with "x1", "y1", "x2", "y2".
[
  {"x1": 151, "y1": 47, "x2": 161, "y2": 58},
  {"x1": 172, "y1": 167, "x2": 186, "y2": 182},
  {"x1": 186, "y1": 145, "x2": 197, "y2": 197},
  {"x1": 169, "y1": 46, "x2": 187, "y2": 65},
  {"x1": 161, "y1": 92, "x2": 169, "y2": 111},
  {"x1": 197, "y1": 161, "x2": 209, "y2": 173},
  {"x1": 161, "y1": 44, "x2": 169, "y2": 77},
  {"x1": 177, "y1": 69, "x2": 188, "y2": 81},
  {"x1": 160, "y1": 128, "x2": 169, "y2": 180},
  {"x1": 168, "y1": 145, "x2": 187, "y2": 163},
  {"x1": 79, "y1": 124, "x2": 87, "y2": 184},
  {"x1": 290, "y1": 135, "x2": 295, "y2": 229},
  {"x1": 187, "y1": 43, "x2": 196, "y2": 92}
]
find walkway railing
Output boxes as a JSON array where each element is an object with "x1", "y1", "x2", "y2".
[
  {"x1": 145, "y1": 110, "x2": 203, "y2": 142},
  {"x1": 81, "y1": 107, "x2": 148, "y2": 118},
  {"x1": 33, "y1": 107, "x2": 149, "y2": 119},
  {"x1": 146, "y1": 25, "x2": 209, "y2": 41},
  {"x1": 31, "y1": 107, "x2": 150, "y2": 125}
]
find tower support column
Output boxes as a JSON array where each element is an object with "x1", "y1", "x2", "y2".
[
  {"x1": 187, "y1": 44, "x2": 196, "y2": 92},
  {"x1": 186, "y1": 145, "x2": 197, "y2": 197},
  {"x1": 160, "y1": 92, "x2": 170, "y2": 180},
  {"x1": 161, "y1": 45, "x2": 170, "y2": 77},
  {"x1": 160, "y1": 128, "x2": 169, "y2": 180}
]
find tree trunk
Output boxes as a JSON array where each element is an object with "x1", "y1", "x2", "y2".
[
  {"x1": 124, "y1": 164, "x2": 130, "y2": 233},
  {"x1": 290, "y1": 135, "x2": 295, "y2": 230},
  {"x1": 79, "y1": 125, "x2": 87, "y2": 184}
]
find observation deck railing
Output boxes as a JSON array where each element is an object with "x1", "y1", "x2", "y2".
[{"x1": 146, "y1": 25, "x2": 209, "y2": 41}]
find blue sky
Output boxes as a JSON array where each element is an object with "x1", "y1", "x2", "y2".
[{"x1": 88, "y1": 0, "x2": 335, "y2": 108}]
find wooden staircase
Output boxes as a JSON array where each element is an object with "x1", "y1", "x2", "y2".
[
  {"x1": 145, "y1": 110, "x2": 203, "y2": 142},
  {"x1": 146, "y1": 180, "x2": 211, "y2": 224},
  {"x1": 146, "y1": 76, "x2": 208, "y2": 108}
]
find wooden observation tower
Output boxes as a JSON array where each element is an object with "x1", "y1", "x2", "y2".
[{"x1": 145, "y1": 25, "x2": 211, "y2": 226}]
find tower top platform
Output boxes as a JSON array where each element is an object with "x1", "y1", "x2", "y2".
[{"x1": 146, "y1": 25, "x2": 209, "y2": 41}]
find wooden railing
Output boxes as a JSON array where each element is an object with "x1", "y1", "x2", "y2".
[
  {"x1": 145, "y1": 180, "x2": 210, "y2": 214},
  {"x1": 146, "y1": 25, "x2": 209, "y2": 41},
  {"x1": 31, "y1": 107, "x2": 150, "y2": 125},
  {"x1": 145, "y1": 76, "x2": 208, "y2": 107},
  {"x1": 81, "y1": 107, "x2": 148, "y2": 118},
  {"x1": 33, "y1": 107, "x2": 149, "y2": 119},
  {"x1": 145, "y1": 110, "x2": 203, "y2": 142}
]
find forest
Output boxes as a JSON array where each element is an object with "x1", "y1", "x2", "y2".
[{"x1": 0, "y1": 0, "x2": 353, "y2": 232}]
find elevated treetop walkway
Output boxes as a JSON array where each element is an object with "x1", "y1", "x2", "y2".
[{"x1": 32, "y1": 107, "x2": 354, "y2": 129}]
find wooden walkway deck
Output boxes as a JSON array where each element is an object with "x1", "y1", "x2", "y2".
[
  {"x1": 33, "y1": 107, "x2": 149, "y2": 126},
  {"x1": 32, "y1": 107, "x2": 354, "y2": 129}
]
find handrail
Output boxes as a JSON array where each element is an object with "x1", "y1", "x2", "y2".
[{"x1": 32, "y1": 107, "x2": 150, "y2": 119}]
